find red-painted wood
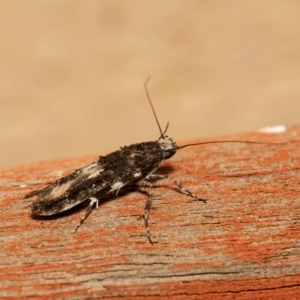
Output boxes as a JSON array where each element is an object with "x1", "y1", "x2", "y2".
[{"x1": 1, "y1": 130, "x2": 300, "y2": 299}]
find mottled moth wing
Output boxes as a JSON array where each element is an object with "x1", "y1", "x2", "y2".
[
  {"x1": 25, "y1": 142, "x2": 164, "y2": 217},
  {"x1": 27, "y1": 161, "x2": 112, "y2": 216}
]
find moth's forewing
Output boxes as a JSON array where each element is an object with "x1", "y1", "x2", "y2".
[
  {"x1": 30, "y1": 163, "x2": 110, "y2": 216},
  {"x1": 27, "y1": 142, "x2": 165, "y2": 216}
]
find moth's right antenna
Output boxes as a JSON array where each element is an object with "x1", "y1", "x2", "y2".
[{"x1": 144, "y1": 77, "x2": 164, "y2": 138}]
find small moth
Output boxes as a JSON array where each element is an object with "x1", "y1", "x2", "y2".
[{"x1": 25, "y1": 78, "x2": 277, "y2": 243}]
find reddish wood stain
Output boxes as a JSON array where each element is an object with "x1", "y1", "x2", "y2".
[{"x1": 1, "y1": 130, "x2": 300, "y2": 299}]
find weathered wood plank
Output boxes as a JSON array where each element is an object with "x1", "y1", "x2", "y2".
[{"x1": 1, "y1": 130, "x2": 300, "y2": 299}]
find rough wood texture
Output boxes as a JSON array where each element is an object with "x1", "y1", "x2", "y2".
[{"x1": 1, "y1": 130, "x2": 300, "y2": 299}]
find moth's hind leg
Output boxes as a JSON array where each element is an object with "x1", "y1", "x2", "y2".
[
  {"x1": 138, "y1": 174, "x2": 206, "y2": 243},
  {"x1": 143, "y1": 182, "x2": 154, "y2": 244},
  {"x1": 145, "y1": 174, "x2": 206, "y2": 203},
  {"x1": 136, "y1": 180, "x2": 154, "y2": 244},
  {"x1": 74, "y1": 197, "x2": 99, "y2": 233}
]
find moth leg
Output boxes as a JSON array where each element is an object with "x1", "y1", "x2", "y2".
[
  {"x1": 145, "y1": 174, "x2": 206, "y2": 203},
  {"x1": 142, "y1": 181, "x2": 154, "y2": 244},
  {"x1": 135, "y1": 180, "x2": 154, "y2": 244},
  {"x1": 74, "y1": 197, "x2": 99, "y2": 233}
]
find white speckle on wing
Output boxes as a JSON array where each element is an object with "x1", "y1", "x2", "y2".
[
  {"x1": 49, "y1": 181, "x2": 73, "y2": 199},
  {"x1": 87, "y1": 169, "x2": 104, "y2": 179},
  {"x1": 258, "y1": 125, "x2": 286, "y2": 133},
  {"x1": 110, "y1": 181, "x2": 125, "y2": 196},
  {"x1": 134, "y1": 172, "x2": 141, "y2": 178},
  {"x1": 111, "y1": 181, "x2": 124, "y2": 190},
  {"x1": 82, "y1": 162, "x2": 97, "y2": 172}
]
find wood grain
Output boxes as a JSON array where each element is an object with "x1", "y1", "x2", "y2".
[{"x1": 1, "y1": 130, "x2": 300, "y2": 299}]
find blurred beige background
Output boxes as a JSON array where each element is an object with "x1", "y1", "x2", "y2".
[{"x1": 1, "y1": 0, "x2": 299, "y2": 167}]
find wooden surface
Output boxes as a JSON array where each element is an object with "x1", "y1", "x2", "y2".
[{"x1": 1, "y1": 130, "x2": 300, "y2": 299}]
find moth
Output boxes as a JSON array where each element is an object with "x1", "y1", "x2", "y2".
[{"x1": 25, "y1": 78, "x2": 277, "y2": 243}]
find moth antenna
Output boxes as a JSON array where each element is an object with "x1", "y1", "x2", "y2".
[
  {"x1": 144, "y1": 77, "x2": 164, "y2": 138},
  {"x1": 178, "y1": 140, "x2": 284, "y2": 149},
  {"x1": 156, "y1": 122, "x2": 170, "y2": 142},
  {"x1": 164, "y1": 122, "x2": 169, "y2": 135}
]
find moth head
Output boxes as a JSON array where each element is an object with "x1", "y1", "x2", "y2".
[{"x1": 158, "y1": 135, "x2": 178, "y2": 159}]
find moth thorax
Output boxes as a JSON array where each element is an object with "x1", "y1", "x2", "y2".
[{"x1": 158, "y1": 135, "x2": 178, "y2": 159}]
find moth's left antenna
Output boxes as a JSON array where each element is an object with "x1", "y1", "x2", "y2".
[{"x1": 144, "y1": 77, "x2": 164, "y2": 138}]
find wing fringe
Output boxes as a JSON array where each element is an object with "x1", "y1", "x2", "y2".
[{"x1": 24, "y1": 189, "x2": 43, "y2": 199}]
